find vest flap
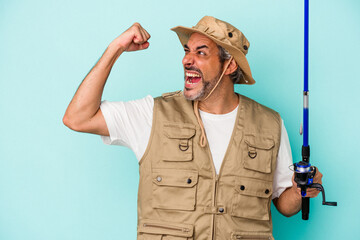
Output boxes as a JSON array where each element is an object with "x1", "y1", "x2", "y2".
[
  {"x1": 139, "y1": 219, "x2": 194, "y2": 237},
  {"x1": 234, "y1": 177, "x2": 273, "y2": 198},
  {"x1": 244, "y1": 134, "x2": 275, "y2": 150},
  {"x1": 163, "y1": 123, "x2": 196, "y2": 139},
  {"x1": 152, "y1": 169, "x2": 198, "y2": 187}
]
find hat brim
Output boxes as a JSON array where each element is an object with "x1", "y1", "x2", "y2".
[{"x1": 171, "y1": 26, "x2": 255, "y2": 85}]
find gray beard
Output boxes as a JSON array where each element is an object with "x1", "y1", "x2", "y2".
[{"x1": 184, "y1": 72, "x2": 222, "y2": 101}]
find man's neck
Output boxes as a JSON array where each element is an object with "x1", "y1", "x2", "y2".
[{"x1": 198, "y1": 91, "x2": 238, "y2": 114}]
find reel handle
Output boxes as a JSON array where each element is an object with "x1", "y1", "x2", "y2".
[{"x1": 309, "y1": 183, "x2": 338, "y2": 206}]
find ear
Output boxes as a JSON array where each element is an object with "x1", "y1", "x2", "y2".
[{"x1": 224, "y1": 58, "x2": 238, "y2": 75}]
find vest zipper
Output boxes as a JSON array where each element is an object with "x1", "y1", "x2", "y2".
[
  {"x1": 142, "y1": 223, "x2": 190, "y2": 233},
  {"x1": 214, "y1": 174, "x2": 219, "y2": 204},
  {"x1": 203, "y1": 134, "x2": 218, "y2": 240},
  {"x1": 234, "y1": 236, "x2": 271, "y2": 239},
  {"x1": 213, "y1": 174, "x2": 219, "y2": 239}
]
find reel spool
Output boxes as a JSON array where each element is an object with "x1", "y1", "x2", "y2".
[{"x1": 290, "y1": 161, "x2": 337, "y2": 220}]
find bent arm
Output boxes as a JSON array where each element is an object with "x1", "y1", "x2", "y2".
[
  {"x1": 63, "y1": 44, "x2": 123, "y2": 135},
  {"x1": 63, "y1": 23, "x2": 150, "y2": 135}
]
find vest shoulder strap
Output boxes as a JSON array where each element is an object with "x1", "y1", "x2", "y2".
[
  {"x1": 240, "y1": 94, "x2": 281, "y2": 125},
  {"x1": 161, "y1": 90, "x2": 182, "y2": 99}
]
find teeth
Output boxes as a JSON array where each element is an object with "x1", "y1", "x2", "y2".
[{"x1": 186, "y1": 72, "x2": 200, "y2": 77}]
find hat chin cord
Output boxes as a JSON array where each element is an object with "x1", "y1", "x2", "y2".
[{"x1": 193, "y1": 56, "x2": 233, "y2": 147}]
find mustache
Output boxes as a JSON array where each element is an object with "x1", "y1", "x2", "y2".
[{"x1": 184, "y1": 66, "x2": 203, "y2": 76}]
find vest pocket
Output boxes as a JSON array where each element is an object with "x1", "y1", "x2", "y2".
[
  {"x1": 162, "y1": 123, "x2": 196, "y2": 161},
  {"x1": 231, "y1": 231, "x2": 273, "y2": 240},
  {"x1": 231, "y1": 177, "x2": 273, "y2": 221},
  {"x1": 138, "y1": 219, "x2": 194, "y2": 240},
  {"x1": 152, "y1": 169, "x2": 198, "y2": 211},
  {"x1": 243, "y1": 134, "x2": 275, "y2": 173}
]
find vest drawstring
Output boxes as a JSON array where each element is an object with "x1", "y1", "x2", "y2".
[
  {"x1": 193, "y1": 100, "x2": 207, "y2": 147},
  {"x1": 193, "y1": 57, "x2": 233, "y2": 148}
]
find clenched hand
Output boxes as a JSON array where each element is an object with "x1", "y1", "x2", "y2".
[{"x1": 111, "y1": 23, "x2": 151, "y2": 52}]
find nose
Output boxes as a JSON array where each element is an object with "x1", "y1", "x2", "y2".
[{"x1": 182, "y1": 52, "x2": 195, "y2": 68}]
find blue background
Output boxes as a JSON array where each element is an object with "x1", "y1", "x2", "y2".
[{"x1": 1, "y1": 0, "x2": 359, "y2": 239}]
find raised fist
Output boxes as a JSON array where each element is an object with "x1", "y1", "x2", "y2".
[{"x1": 111, "y1": 22, "x2": 151, "y2": 52}]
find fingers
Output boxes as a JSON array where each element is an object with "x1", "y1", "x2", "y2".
[
  {"x1": 306, "y1": 188, "x2": 321, "y2": 198},
  {"x1": 131, "y1": 22, "x2": 151, "y2": 46},
  {"x1": 313, "y1": 167, "x2": 323, "y2": 185},
  {"x1": 295, "y1": 187, "x2": 320, "y2": 198},
  {"x1": 307, "y1": 167, "x2": 323, "y2": 198},
  {"x1": 126, "y1": 23, "x2": 150, "y2": 51},
  {"x1": 291, "y1": 169, "x2": 323, "y2": 198},
  {"x1": 111, "y1": 22, "x2": 151, "y2": 52}
]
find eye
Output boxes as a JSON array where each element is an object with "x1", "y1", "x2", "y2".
[
  {"x1": 184, "y1": 49, "x2": 189, "y2": 54},
  {"x1": 197, "y1": 51, "x2": 206, "y2": 56}
]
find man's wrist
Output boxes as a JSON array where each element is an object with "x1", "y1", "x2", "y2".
[{"x1": 107, "y1": 42, "x2": 125, "y2": 58}]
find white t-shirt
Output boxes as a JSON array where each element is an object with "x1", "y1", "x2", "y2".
[{"x1": 100, "y1": 95, "x2": 293, "y2": 199}]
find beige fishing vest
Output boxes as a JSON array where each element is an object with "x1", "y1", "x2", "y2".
[{"x1": 137, "y1": 91, "x2": 281, "y2": 240}]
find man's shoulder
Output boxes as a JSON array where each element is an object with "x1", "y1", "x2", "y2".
[
  {"x1": 154, "y1": 90, "x2": 193, "y2": 113},
  {"x1": 154, "y1": 90, "x2": 185, "y2": 103},
  {"x1": 239, "y1": 94, "x2": 281, "y2": 127},
  {"x1": 159, "y1": 90, "x2": 183, "y2": 99},
  {"x1": 239, "y1": 94, "x2": 279, "y2": 115}
]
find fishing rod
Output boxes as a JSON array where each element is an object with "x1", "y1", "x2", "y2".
[{"x1": 292, "y1": 0, "x2": 337, "y2": 220}]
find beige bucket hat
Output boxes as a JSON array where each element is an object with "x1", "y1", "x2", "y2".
[{"x1": 171, "y1": 16, "x2": 255, "y2": 85}]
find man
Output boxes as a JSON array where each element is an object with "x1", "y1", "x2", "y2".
[{"x1": 63, "y1": 16, "x2": 322, "y2": 240}]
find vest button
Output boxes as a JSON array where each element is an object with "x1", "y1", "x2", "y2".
[
  {"x1": 156, "y1": 176, "x2": 162, "y2": 182},
  {"x1": 265, "y1": 189, "x2": 270, "y2": 194},
  {"x1": 240, "y1": 185, "x2": 245, "y2": 191},
  {"x1": 219, "y1": 207, "x2": 224, "y2": 213},
  {"x1": 187, "y1": 178, "x2": 192, "y2": 184}
]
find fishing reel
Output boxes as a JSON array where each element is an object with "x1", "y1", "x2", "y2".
[
  {"x1": 291, "y1": 146, "x2": 337, "y2": 220},
  {"x1": 293, "y1": 161, "x2": 337, "y2": 206}
]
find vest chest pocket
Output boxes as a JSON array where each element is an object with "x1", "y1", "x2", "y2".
[
  {"x1": 243, "y1": 135, "x2": 275, "y2": 174},
  {"x1": 161, "y1": 123, "x2": 196, "y2": 161},
  {"x1": 231, "y1": 177, "x2": 273, "y2": 221},
  {"x1": 152, "y1": 169, "x2": 198, "y2": 211},
  {"x1": 138, "y1": 219, "x2": 194, "y2": 240}
]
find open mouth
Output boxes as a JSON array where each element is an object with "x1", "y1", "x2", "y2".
[{"x1": 185, "y1": 71, "x2": 202, "y2": 88}]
